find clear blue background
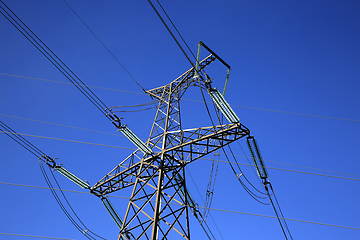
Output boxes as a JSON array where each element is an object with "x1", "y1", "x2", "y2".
[{"x1": 1, "y1": 0, "x2": 359, "y2": 239}]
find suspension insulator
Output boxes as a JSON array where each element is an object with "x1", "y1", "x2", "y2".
[
  {"x1": 246, "y1": 136, "x2": 268, "y2": 180},
  {"x1": 101, "y1": 197, "x2": 123, "y2": 228},
  {"x1": 174, "y1": 174, "x2": 196, "y2": 208},
  {"x1": 208, "y1": 89, "x2": 240, "y2": 123},
  {"x1": 55, "y1": 166, "x2": 90, "y2": 189},
  {"x1": 119, "y1": 126, "x2": 153, "y2": 154}
]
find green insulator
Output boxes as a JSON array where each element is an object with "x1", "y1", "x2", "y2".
[
  {"x1": 246, "y1": 137, "x2": 268, "y2": 180},
  {"x1": 56, "y1": 166, "x2": 90, "y2": 189},
  {"x1": 101, "y1": 197, "x2": 123, "y2": 228}
]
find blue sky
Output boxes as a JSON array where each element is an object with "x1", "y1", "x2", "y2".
[{"x1": 1, "y1": 0, "x2": 360, "y2": 239}]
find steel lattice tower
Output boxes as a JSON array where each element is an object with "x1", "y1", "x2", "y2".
[{"x1": 91, "y1": 53, "x2": 250, "y2": 239}]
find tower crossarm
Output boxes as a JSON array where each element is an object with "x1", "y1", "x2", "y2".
[
  {"x1": 91, "y1": 150, "x2": 153, "y2": 196},
  {"x1": 164, "y1": 122, "x2": 250, "y2": 164},
  {"x1": 92, "y1": 123, "x2": 249, "y2": 196}
]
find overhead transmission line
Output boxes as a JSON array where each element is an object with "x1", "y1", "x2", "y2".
[
  {"x1": 0, "y1": 121, "x2": 105, "y2": 240},
  {"x1": 2, "y1": 181, "x2": 360, "y2": 232},
  {"x1": 61, "y1": 0, "x2": 145, "y2": 92},
  {"x1": 0, "y1": 73, "x2": 146, "y2": 95},
  {"x1": 0, "y1": 232, "x2": 74, "y2": 240},
  {"x1": 0, "y1": 1, "x2": 356, "y2": 238},
  {"x1": 0, "y1": 113, "x2": 123, "y2": 137},
  {"x1": 109, "y1": 101, "x2": 157, "y2": 113},
  {"x1": 147, "y1": 0, "x2": 196, "y2": 67},
  {"x1": 0, "y1": 130, "x2": 134, "y2": 150},
  {"x1": 186, "y1": 169, "x2": 225, "y2": 240},
  {"x1": 2, "y1": 112, "x2": 360, "y2": 181},
  {"x1": 2, "y1": 127, "x2": 360, "y2": 183},
  {"x1": 1, "y1": 0, "x2": 157, "y2": 159},
  {"x1": 203, "y1": 61, "x2": 291, "y2": 238},
  {"x1": 202, "y1": 150, "x2": 221, "y2": 221},
  {"x1": 3, "y1": 72, "x2": 360, "y2": 123},
  {"x1": 222, "y1": 146, "x2": 269, "y2": 205},
  {"x1": 0, "y1": 0, "x2": 122, "y2": 129}
]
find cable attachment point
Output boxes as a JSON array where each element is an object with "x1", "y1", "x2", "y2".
[
  {"x1": 236, "y1": 173, "x2": 243, "y2": 180},
  {"x1": 106, "y1": 110, "x2": 123, "y2": 129},
  {"x1": 190, "y1": 203, "x2": 202, "y2": 220},
  {"x1": 40, "y1": 155, "x2": 57, "y2": 168},
  {"x1": 204, "y1": 73, "x2": 213, "y2": 89}
]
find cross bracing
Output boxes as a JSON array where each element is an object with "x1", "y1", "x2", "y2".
[{"x1": 86, "y1": 52, "x2": 251, "y2": 239}]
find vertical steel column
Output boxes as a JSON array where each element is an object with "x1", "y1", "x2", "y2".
[{"x1": 151, "y1": 82, "x2": 172, "y2": 239}]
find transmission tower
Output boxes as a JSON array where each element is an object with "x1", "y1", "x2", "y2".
[{"x1": 91, "y1": 47, "x2": 250, "y2": 239}]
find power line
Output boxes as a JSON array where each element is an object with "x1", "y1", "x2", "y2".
[
  {"x1": 0, "y1": 131, "x2": 133, "y2": 150},
  {"x1": 147, "y1": 0, "x2": 194, "y2": 67},
  {"x1": 0, "y1": 113, "x2": 123, "y2": 137},
  {"x1": 259, "y1": 165, "x2": 360, "y2": 182},
  {"x1": 0, "y1": 181, "x2": 94, "y2": 195},
  {"x1": 0, "y1": 73, "x2": 146, "y2": 95},
  {"x1": 0, "y1": 120, "x2": 104, "y2": 239},
  {"x1": 2, "y1": 72, "x2": 359, "y2": 123},
  {"x1": 200, "y1": 158, "x2": 360, "y2": 182},
  {"x1": 230, "y1": 105, "x2": 360, "y2": 123},
  {"x1": 2, "y1": 181, "x2": 360, "y2": 231},
  {"x1": 199, "y1": 206, "x2": 360, "y2": 231},
  {"x1": 0, "y1": 232, "x2": 74, "y2": 240},
  {"x1": 187, "y1": 169, "x2": 225, "y2": 240},
  {"x1": 0, "y1": 1, "x2": 110, "y2": 118},
  {"x1": 61, "y1": 0, "x2": 146, "y2": 92},
  {"x1": 2, "y1": 2, "x2": 357, "y2": 238},
  {"x1": 0, "y1": 121, "x2": 46, "y2": 158},
  {"x1": 2, "y1": 121, "x2": 358, "y2": 235},
  {"x1": 260, "y1": 158, "x2": 360, "y2": 179},
  {"x1": 39, "y1": 159, "x2": 105, "y2": 240},
  {"x1": 0, "y1": 1, "x2": 127, "y2": 131},
  {"x1": 2, "y1": 112, "x2": 360, "y2": 181},
  {"x1": 154, "y1": 0, "x2": 197, "y2": 60},
  {"x1": 2, "y1": 129, "x2": 359, "y2": 182}
]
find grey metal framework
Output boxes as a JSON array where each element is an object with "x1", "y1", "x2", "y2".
[{"x1": 91, "y1": 54, "x2": 250, "y2": 240}]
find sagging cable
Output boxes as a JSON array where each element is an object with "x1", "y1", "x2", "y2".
[
  {"x1": 174, "y1": 173, "x2": 216, "y2": 240},
  {"x1": 247, "y1": 136, "x2": 293, "y2": 239}
]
